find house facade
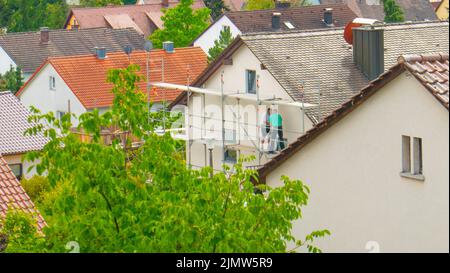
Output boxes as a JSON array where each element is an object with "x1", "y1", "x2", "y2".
[
  {"x1": 259, "y1": 53, "x2": 449, "y2": 252},
  {"x1": 0, "y1": 91, "x2": 48, "y2": 180},
  {"x1": 193, "y1": 3, "x2": 358, "y2": 54},
  {"x1": 0, "y1": 27, "x2": 145, "y2": 81},
  {"x1": 435, "y1": 0, "x2": 449, "y2": 19},
  {"x1": 173, "y1": 21, "x2": 449, "y2": 172},
  {"x1": 17, "y1": 46, "x2": 207, "y2": 127}
]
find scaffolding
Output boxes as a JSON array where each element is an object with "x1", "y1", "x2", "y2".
[{"x1": 149, "y1": 71, "x2": 323, "y2": 172}]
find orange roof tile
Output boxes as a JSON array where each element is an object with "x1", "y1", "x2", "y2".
[
  {"x1": 0, "y1": 155, "x2": 46, "y2": 231},
  {"x1": 20, "y1": 47, "x2": 207, "y2": 109}
]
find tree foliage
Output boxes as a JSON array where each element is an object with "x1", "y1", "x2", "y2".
[
  {"x1": 208, "y1": 25, "x2": 234, "y2": 62},
  {"x1": 0, "y1": 65, "x2": 24, "y2": 94},
  {"x1": 246, "y1": 0, "x2": 311, "y2": 10},
  {"x1": 204, "y1": 0, "x2": 228, "y2": 20},
  {"x1": 1, "y1": 64, "x2": 329, "y2": 253},
  {"x1": 0, "y1": 0, "x2": 68, "y2": 32},
  {"x1": 149, "y1": 0, "x2": 210, "y2": 48},
  {"x1": 382, "y1": 0, "x2": 405, "y2": 23},
  {"x1": 80, "y1": 0, "x2": 123, "y2": 6}
]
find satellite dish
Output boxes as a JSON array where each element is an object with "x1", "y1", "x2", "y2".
[
  {"x1": 144, "y1": 40, "x2": 153, "y2": 52},
  {"x1": 344, "y1": 18, "x2": 382, "y2": 44}
]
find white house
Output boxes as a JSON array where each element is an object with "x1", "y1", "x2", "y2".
[
  {"x1": 170, "y1": 21, "x2": 448, "y2": 172},
  {"x1": 258, "y1": 53, "x2": 449, "y2": 252},
  {"x1": 193, "y1": 3, "x2": 358, "y2": 55},
  {"x1": 17, "y1": 47, "x2": 207, "y2": 127}
]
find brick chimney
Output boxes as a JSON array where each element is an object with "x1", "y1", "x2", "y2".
[{"x1": 40, "y1": 27, "x2": 49, "y2": 44}]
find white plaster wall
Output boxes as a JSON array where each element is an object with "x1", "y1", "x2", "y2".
[
  {"x1": 18, "y1": 64, "x2": 87, "y2": 126},
  {"x1": 2, "y1": 153, "x2": 38, "y2": 180},
  {"x1": 0, "y1": 46, "x2": 17, "y2": 75},
  {"x1": 266, "y1": 72, "x2": 449, "y2": 252},
  {"x1": 193, "y1": 16, "x2": 242, "y2": 55},
  {"x1": 187, "y1": 44, "x2": 313, "y2": 171}
]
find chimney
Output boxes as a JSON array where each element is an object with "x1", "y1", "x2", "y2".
[
  {"x1": 353, "y1": 26, "x2": 384, "y2": 81},
  {"x1": 162, "y1": 41, "x2": 174, "y2": 53},
  {"x1": 40, "y1": 27, "x2": 49, "y2": 44},
  {"x1": 272, "y1": 12, "x2": 281, "y2": 30},
  {"x1": 95, "y1": 47, "x2": 107, "y2": 60},
  {"x1": 323, "y1": 8, "x2": 333, "y2": 26},
  {"x1": 162, "y1": 0, "x2": 169, "y2": 7},
  {"x1": 275, "y1": 0, "x2": 290, "y2": 9}
]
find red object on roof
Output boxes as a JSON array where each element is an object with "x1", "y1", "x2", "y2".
[
  {"x1": 0, "y1": 155, "x2": 46, "y2": 231},
  {"x1": 18, "y1": 47, "x2": 208, "y2": 110},
  {"x1": 344, "y1": 18, "x2": 382, "y2": 44}
]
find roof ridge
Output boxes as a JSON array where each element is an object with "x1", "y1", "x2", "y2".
[
  {"x1": 0, "y1": 27, "x2": 136, "y2": 37},
  {"x1": 71, "y1": 2, "x2": 179, "y2": 11},
  {"x1": 226, "y1": 3, "x2": 351, "y2": 15},
  {"x1": 398, "y1": 52, "x2": 450, "y2": 63}
]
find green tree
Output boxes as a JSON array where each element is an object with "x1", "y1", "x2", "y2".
[
  {"x1": 149, "y1": 0, "x2": 210, "y2": 48},
  {"x1": 0, "y1": 65, "x2": 24, "y2": 94},
  {"x1": 208, "y1": 25, "x2": 234, "y2": 62},
  {"x1": 246, "y1": 0, "x2": 311, "y2": 10},
  {"x1": 8, "y1": 64, "x2": 329, "y2": 253},
  {"x1": 80, "y1": 0, "x2": 123, "y2": 6},
  {"x1": 0, "y1": 0, "x2": 68, "y2": 32},
  {"x1": 382, "y1": 0, "x2": 405, "y2": 23},
  {"x1": 204, "y1": 0, "x2": 228, "y2": 20}
]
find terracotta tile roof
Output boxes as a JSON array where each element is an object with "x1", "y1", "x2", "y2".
[
  {"x1": 257, "y1": 53, "x2": 449, "y2": 181},
  {"x1": 0, "y1": 154, "x2": 46, "y2": 231},
  {"x1": 19, "y1": 48, "x2": 207, "y2": 109},
  {"x1": 65, "y1": 1, "x2": 206, "y2": 37},
  {"x1": 0, "y1": 28, "x2": 146, "y2": 74},
  {"x1": 399, "y1": 53, "x2": 449, "y2": 108},
  {"x1": 320, "y1": 0, "x2": 437, "y2": 21},
  {"x1": 180, "y1": 21, "x2": 448, "y2": 123},
  {"x1": 0, "y1": 91, "x2": 48, "y2": 155},
  {"x1": 225, "y1": 3, "x2": 358, "y2": 32}
]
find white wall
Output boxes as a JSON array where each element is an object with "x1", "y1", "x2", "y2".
[
  {"x1": 0, "y1": 46, "x2": 16, "y2": 75},
  {"x1": 187, "y1": 44, "x2": 313, "y2": 171},
  {"x1": 19, "y1": 64, "x2": 87, "y2": 126},
  {"x1": 193, "y1": 16, "x2": 242, "y2": 55},
  {"x1": 266, "y1": 72, "x2": 449, "y2": 252},
  {"x1": 2, "y1": 153, "x2": 38, "y2": 180}
]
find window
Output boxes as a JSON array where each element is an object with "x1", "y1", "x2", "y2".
[
  {"x1": 245, "y1": 70, "x2": 256, "y2": 94},
  {"x1": 402, "y1": 135, "x2": 411, "y2": 173},
  {"x1": 284, "y1": 21, "x2": 295, "y2": 29},
  {"x1": 413, "y1": 137, "x2": 423, "y2": 175},
  {"x1": 401, "y1": 135, "x2": 424, "y2": 180},
  {"x1": 56, "y1": 111, "x2": 67, "y2": 122},
  {"x1": 9, "y1": 164, "x2": 23, "y2": 180},
  {"x1": 49, "y1": 76, "x2": 56, "y2": 90},
  {"x1": 224, "y1": 149, "x2": 237, "y2": 164}
]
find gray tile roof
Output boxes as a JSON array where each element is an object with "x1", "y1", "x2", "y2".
[
  {"x1": 241, "y1": 21, "x2": 449, "y2": 123},
  {"x1": 0, "y1": 91, "x2": 48, "y2": 155},
  {"x1": 0, "y1": 27, "x2": 146, "y2": 74}
]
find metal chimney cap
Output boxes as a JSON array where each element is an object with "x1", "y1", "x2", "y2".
[{"x1": 273, "y1": 12, "x2": 282, "y2": 16}]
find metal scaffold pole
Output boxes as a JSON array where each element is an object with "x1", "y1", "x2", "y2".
[
  {"x1": 256, "y1": 75, "x2": 261, "y2": 166},
  {"x1": 220, "y1": 71, "x2": 225, "y2": 173}
]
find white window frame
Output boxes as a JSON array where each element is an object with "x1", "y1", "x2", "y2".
[{"x1": 400, "y1": 135, "x2": 424, "y2": 181}]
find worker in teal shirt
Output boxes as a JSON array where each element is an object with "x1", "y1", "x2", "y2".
[{"x1": 269, "y1": 109, "x2": 284, "y2": 151}]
